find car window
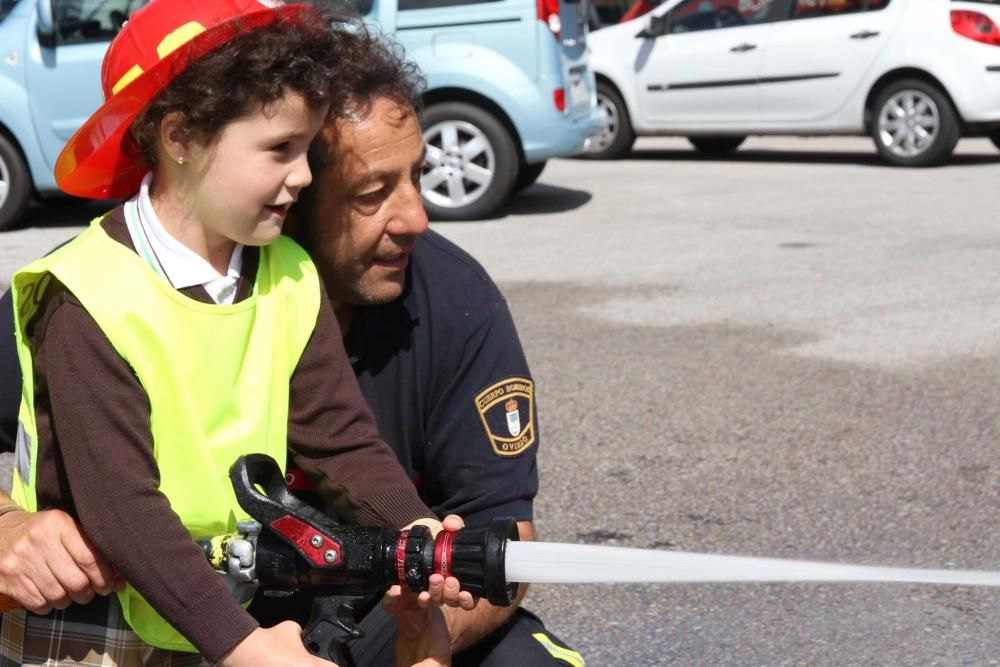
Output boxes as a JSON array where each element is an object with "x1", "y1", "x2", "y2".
[
  {"x1": 670, "y1": 0, "x2": 778, "y2": 34},
  {"x1": 591, "y1": 0, "x2": 653, "y2": 27},
  {"x1": 399, "y1": 0, "x2": 502, "y2": 9},
  {"x1": 320, "y1": 0, "x2": 374, "y2": 16},
  {"x1": 55, "y1": 0, "x2": 149, "y2": 45},
  {"x1": 0, "y1": 0, "x2": 20, "y2": 23},
  {"x1": 591, "y1": 0, "x2": 626, "y2": 24},
  {"x1": 791, "y1": 0, "x2": 891, "y2": 20}
]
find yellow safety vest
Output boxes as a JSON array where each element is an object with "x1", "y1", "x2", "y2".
[{"x1": 10, "y1": 217, "x2": 319, "y2": 652}]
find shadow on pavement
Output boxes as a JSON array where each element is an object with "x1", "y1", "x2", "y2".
[
  {"x1": 9, "y1": 198, "x2": 119, "y2": 231},
  {"x1": 626, "y1": 147, "x2": 1000, "y2": 167},
  {"x1": 484, "y1": 182, "x2": 592, "y2": 220}
]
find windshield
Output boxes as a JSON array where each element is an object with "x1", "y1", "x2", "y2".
[{"x1": 0, "y1": 0, "x2": 20, "y2": 22}]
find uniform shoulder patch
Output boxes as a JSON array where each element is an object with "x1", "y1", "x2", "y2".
[{"x1": 475, "y1": 377, "x2": 536, "y2": 457}]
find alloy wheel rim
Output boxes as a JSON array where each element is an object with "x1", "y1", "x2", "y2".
[
  {"x1": 877, "y1": 90, "x2": 940, "y2": 159},
  {"x1": 422, "y1": 120, "x2": 496, "y2": 208},
  {"x1": 0, "y1": 154, "x2": 9, "y2": 206},
  {"x1": 586, "y1": 92, "x2": 620, "y2": 154}
]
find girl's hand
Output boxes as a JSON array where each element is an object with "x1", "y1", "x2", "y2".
[{"x1": 217, "y1": 623, "x2": 335, "y2": 667}]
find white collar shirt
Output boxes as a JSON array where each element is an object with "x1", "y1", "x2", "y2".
[{"x1": 123, "y1": 172, "x2": 244, "y2": 305}]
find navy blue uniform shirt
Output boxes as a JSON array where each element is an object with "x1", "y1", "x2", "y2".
[
  {"x1": 344, "y1": 230, "x2": 538, "y2": 527},
  {"x1": 0, "y1": 230, "x2": 539, "y2": 527},
  {"x1": 1, "y1": 287, "x2": 16, "y2": 455}
]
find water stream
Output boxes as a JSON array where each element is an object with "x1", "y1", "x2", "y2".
[{"x1": 505, "y1": 541, "x2": 1000, "y2": 587}]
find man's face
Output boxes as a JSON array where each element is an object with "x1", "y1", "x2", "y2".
[{"x1": 308, "y1": 97, "x2": 429, "y2": 308}]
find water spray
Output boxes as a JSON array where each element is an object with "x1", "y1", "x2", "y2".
[{"x1": 503, "y1": 540, "x2": 1000, "y2": 587}]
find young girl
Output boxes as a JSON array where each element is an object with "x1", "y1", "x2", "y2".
[{"x1": 3, "y1": 0, "x2": 461, "y2": 664}]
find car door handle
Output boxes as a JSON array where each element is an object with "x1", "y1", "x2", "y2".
[
  {"x1": 850, "y1": 30, "x2": 880, "y2": 39},
  {"x1": 730, "y1": 43, "x2": 757, "y2": 53}
]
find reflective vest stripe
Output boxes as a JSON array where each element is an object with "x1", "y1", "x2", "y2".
[{"x1": 532, "y1": 632, "x2": 586, "y2": 667}]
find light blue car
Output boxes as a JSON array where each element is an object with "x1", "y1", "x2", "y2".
[{"x1": 0, "y1": 0, "x2": 603, "y2": 227}]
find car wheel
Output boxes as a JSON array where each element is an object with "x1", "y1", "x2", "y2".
[
  {"x1": 420, "y1": 102, "x2": 518, "y2": 221},
  {"x1": 870, "y1": 79, "x2": 959, "y2": 167},
  {"x1": 0, "y1": 134, "x2": 32, "y2": 231},
  {"x1": 513, "y1": 161, "x2": 546, "y2": 193},
  {"x1": 580, "y1": 82, "x2": 635, "y2": 160},
  {"x1": 688, "y1": 136, "x2": 746, "y2": 155}
]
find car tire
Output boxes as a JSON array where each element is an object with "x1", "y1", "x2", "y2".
[
  {"x1": 420, "y1": 102, "x2": 518, "y2": 221},
  {"x1": 0, "y1": 134, "x2": 32, "y2": 231},
  {"x1": 580, "y1": 82, "x2": 635, "y2": 160},
  {"x1": 513, "y1": 161, "x2": 546, "y2": 193},
  {"x1": 870, "y1": 79, "x2": 960, "y2": 167},
  {"x1": 688, "y1": 136, "x2": 746, "y2": 155}
]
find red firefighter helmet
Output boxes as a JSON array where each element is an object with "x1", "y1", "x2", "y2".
[{"x1": 55, "y1": 0, "x2": 311, "y2": 199}]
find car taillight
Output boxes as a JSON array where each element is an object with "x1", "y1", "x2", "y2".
[
  {"x1": 553, "y1": 88, "x2": 566, "y2": 112},
  {"x1": 537, "y1": 0, "x2": 561, "y2": 38},
  {"x1": 951, "y1": 9, "x2": 1000, "y2": 46}
]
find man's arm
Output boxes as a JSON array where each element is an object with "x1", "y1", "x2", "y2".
[
  {"x1": 0, "y1": 290, "x2": 123, "y2": 613},
  {"x1": 441, "y1": 520, "x2": 534, "y2": 653},
  {"x1": 417, "y1": 287, "x2": 541, "y2": 651},
  {"x1": 0, "y1": 490, "x2": 123, "y2": 614}
]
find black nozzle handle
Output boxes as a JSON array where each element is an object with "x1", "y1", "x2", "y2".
[
  {"x1": 230, "y1": 454, "x2": 296, "y2": 521},
  {"x1": 229, "y1": 454, "x2": 345, "y2": 567}
]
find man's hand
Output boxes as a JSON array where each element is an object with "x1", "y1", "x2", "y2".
[
  {"x1": 384, "y1": 586, "x2": 452, "y2": 667},
  {"x1": 438, "y1": 520, "x2": 534, "y2": 653},
  {"x1": 0, "y1": 506, "x2": 124, "y2": 614},
  {"x1": 402, "y1": 514, "x2": 477, "y2": 610}
]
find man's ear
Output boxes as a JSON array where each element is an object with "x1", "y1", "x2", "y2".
[{"x1": 158, "y1": 112, "x2": 192, "y2": 164}]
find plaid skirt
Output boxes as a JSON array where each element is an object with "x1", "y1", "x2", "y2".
[{"x1": 0, "y1": 596, "x2": 208, "y2": 666}]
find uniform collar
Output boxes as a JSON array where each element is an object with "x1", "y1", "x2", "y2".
[{"x1": 344, "y1": 268, "x2": 419, "y2": 365}]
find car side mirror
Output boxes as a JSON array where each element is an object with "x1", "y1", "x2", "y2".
[
  {"x1": 636, "y1": 13, "x2": 668, "y2": 38},
  {"x1": 36, "y1": 0, "x2": 56, "y2": 48}
]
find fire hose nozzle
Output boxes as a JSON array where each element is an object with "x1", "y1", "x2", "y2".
[
  {"x1": 228, "y1": 454, "x2": 522, "y2": 607},
  {"x1": 408, "y1": 517, "x2": 521, "y2": 606}
]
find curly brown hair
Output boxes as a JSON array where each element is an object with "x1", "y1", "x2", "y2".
[{"x1": 129, "y1": 5, "x2": 356, "y2": 166}]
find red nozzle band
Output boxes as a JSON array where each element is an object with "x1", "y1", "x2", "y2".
[
  {"x1": 434, "y1": 530, "x2": 455, "y2": 579},
  {"x1": 396, "y1": 530, "x2": 409, "y2": 585}
]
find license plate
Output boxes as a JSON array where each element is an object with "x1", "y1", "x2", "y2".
[{"x1": 567, "y1": 66, "x2": 590, "y2": 113}]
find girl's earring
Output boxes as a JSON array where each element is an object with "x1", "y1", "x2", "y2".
[{"x1": 176, "y1": 156, "x2": 185, "y2": 165}]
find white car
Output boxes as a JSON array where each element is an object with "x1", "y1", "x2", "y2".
[{"x1": 584, "y1": 0, "x2": 1000, "y2": 166}]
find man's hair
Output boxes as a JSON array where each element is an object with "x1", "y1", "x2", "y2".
[
  {"x1": 308, "y1": 22, "x2": 425, "y2": 174},
  {"x1": 130, "y1": 7, "x2": 354, "y2": 166},
  {"x1": 291, "y1": 23, "x2": 425, "y2": 253}
]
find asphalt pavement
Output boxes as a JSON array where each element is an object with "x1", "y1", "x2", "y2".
[{"x1": 1, "y1": 136, "x2": 998, "y2": 666}]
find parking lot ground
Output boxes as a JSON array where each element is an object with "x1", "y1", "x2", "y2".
[{"x1": 2, "y1": 136, "x2": 998, "y2": 665}]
